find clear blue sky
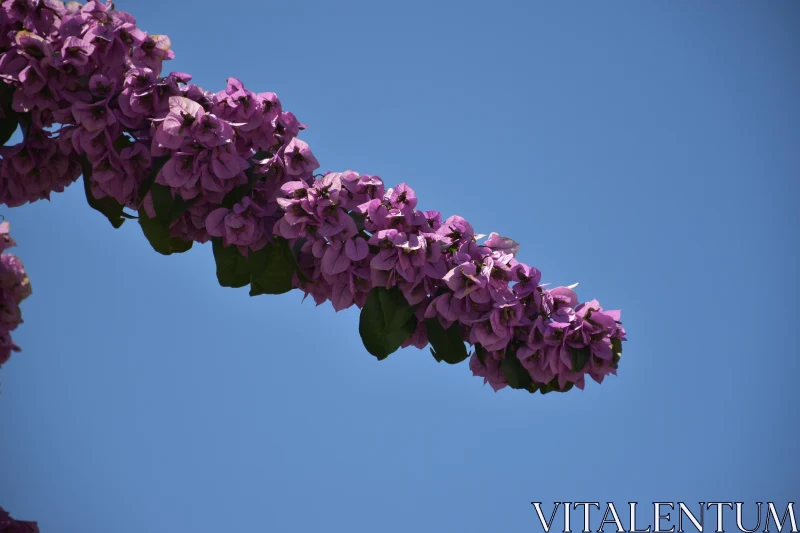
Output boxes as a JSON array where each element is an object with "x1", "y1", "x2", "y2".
[{"x1": 1, "y1": 1, "x2": 798, "y2": 531}]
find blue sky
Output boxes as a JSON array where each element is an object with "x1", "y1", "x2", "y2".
[{"x1": 1, "y1": 1, "x2": 798, "y2": 531}]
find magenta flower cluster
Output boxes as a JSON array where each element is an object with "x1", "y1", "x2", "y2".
[
  {"x1": 0, "y1": 222, "x2": 31, "y2": 374},
  {"x1": 0, "y1": 0, "x2": 626, "y2": 395},
  {"x1": 0, "y1": 0, "x2": 309, "y2": 251},
  {"x1": 276, "y1": 174, "x2": 626, "y2": 391}
]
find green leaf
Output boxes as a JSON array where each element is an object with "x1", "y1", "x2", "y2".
[
  {"x1": 283, "y1": 237, "x2": 312, "y2": 284},
  {"x1": 611, "y1": 337, "x2": 622, "y2": 356},
  {"x1": 539, "y1": 377, "x2": 574, "y2": 395},
  {"x1": 474, "y1": 343, "x2": 488, "y2": 366},
  {"x1": 212, "y1": 239, "x2": 253, "y2": 288},
  {"x1": 221, "y1": 185, "x2": 251, "y2": 209},
  {"x1": 348, "y1": 211, "x2": 366, "y2": 233},
  {"x1": 425, "y1": 318, "x2": 468, "y2": 365},
  {"x1": 359, "y1": 286, "x2": 418, "y2": 360},
  {"x1": 525, "y1": 382, "x2": 540, "y2": 394},
  {"x1": 291, "y1": 237, "x2": 306, "y2": 253},
  {"x1": 112, "y1": 134, "x2": 134, "y2": 153},
  {"x1": 151, "y1": 183, "x2": 173, "y2": 224},
  {"x1": 291, "y1": 237, "x2": 308, "y2": 262},
  {"x1": 249, "y1": 239, "x2": 295, "y2": 296},
  {"x1": 81, "y1": 158, "x2": 126, "y2": 229},
  {"x1": 138, "y1": 155, "x2": 169, "y2": 200},
  {"x1": 138, "y1": 212, "x2": 193, "y2": 255},
  {"x1": 283, "y1": 237, "x2": 311, "y2": 283},
  {"x1": 611, "y1": 337, "x2": 622, "y2": 369},
  {"x1": 212, "y1": 237, "x2": 304, "y2": 293},
  {"x1": 539, "y1": 379, "x2": 558, "y2": 395},
  {"x1": 222, "y1": 167, "x2": 262, "y2": 208},
  {"x1": 569, "y1": 345, "x2": 591, "y2": 373},
  {"x1": 0, "y1": 115, "x2": 17, "y2": 147},
  {"x1": 252, "y1": 150, "x2": 273, "y2": 161},
  {"x1": 500, "y1": 349, "x2": 533, "y2": 390},
  {"x1": 0, "y1": 81, "x2": 13, "y2": 103},
  {"x1": 150, "y1": 183, "x2": 195, "y2": 225},
  {"x1": 247, "y1": 247, "x2": 269, "y2": 277},
  {"x1": 0, "y1": 83, "x2": 17, "y2": 147},
  {"x1": 475, "y1": 343, "x2": 540, "y2": 393},
  {"x1": 17, "y1": 112, "x2": 30, "y2": 140},
  {"x1": 171, "y1": 193, "x2": 196, "y2": 220}
]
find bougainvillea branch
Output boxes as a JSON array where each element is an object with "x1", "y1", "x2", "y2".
[
  {"x1": 0, "y1": 0, "x2": 627, "y2": 398},
  {"x1": 1, "y1": 2, "x2": 628, "y2": 525}
]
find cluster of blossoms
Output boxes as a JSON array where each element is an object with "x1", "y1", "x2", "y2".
[
  {"x1": 275, "y1": 173, "x2": 626, "y2": 391},
  {"x1": 0, "y1": 506, "x2": 38, "y2": 532},
  {"x1": 0, "y1": 0, "x2": 309, "y2": 249},
  {"x1": 0, "y1": 0, "x2": 626, "y2": 396},
  {"x1": 0, "y1": 221, "x2": 31, "y2": 374}
]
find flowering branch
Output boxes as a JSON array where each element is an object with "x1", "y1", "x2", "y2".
[
  {"x1": 0, "y1": 2, "x2": 628, "y2": 526},
  {"x1": 0, "y1": 0, "x2": 627, "y2": 397}
]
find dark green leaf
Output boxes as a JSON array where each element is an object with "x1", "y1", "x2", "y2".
[
  {"x1": 525, "y1": 382, "x2": 540, "y2": 394},
  {"x1": 222, "y1": 167, "x2": 262, "y2": 208},
  {"x1": 2, "y1": 84, "x2": 21, "y2": 146},
  {"x1": 81, "y1": 158, "x2": 126, "y2": 229},
  {"x1": 138, "y1": 155, "x2": 169, "y2": 200},
  {"x1": 150, "y1": 183, "x2": 196, "y2": 225},
  {"x1": 611, "y1": 337, "x2": 622, "y2": 369},
  {"x1": 247, "y1": 247, "x2": 269, "y2": 278},
  {"x1": 150, "y1": 183, "x2": 173, "y2": 224},
  {"x1": 475, "y1": 342, "x2": 539, "y2": 392},
  {"x1": 112, "y1": 134, "x2": 133, "y2": 153},
  {"x1": 249, "y1": 240, "x2": 295, "y2": 296},
  {"x1": 171, "y1": 194, "x2": 196, "y2": 219},
  {"x1": 17, "y1": 112, "x2": 30, "y2": 139},
  {"x1": 252, "y1": 150, "x2": 273, "y2": 161},
  {"x1": 245, "y1": 167, "x2": 261, "y2": 185},
  {"x1": 282, "y1": 237, "x2": 311, "y2": 283},
  {"x1": 539, "y1": 377, "x2": 574, "y2": 395},
  {"x1": 0, "y1": 115, "x2": 17, "y2": 147},
  {"x1": 348, "y1": 211, "x2": 366, "y2": 233},
  {"x1": 611, "y1": 337, "x2": 622, "y2": 356},
  {"x1": 359, "y1": 286, "x2": 418, "y2": 360},
  {"x1": 212, "y1": 237, "x2": 305, "y2": 292},
  {"x1": 292, "y1": 237, "x2": 307, "y2": 258},
  {"x1": 569, "y1": 345, "x2": 591, "y2": 373},
  {"x1": 539, "y1": 379, "x2": 558, "y2": 395},
  {"x1": 0, "y1": 81, "x2": 13, "y2": 104},
  {"x1": 138, "y1": 212, "x2": 193, "y2": 255},
  {"x1": 377, "y1": 288, "x2": 414, "y2": 331},
  {"x1": 285, "y1": 237, "x2": 312, "y2": 284},
  {"x1": 212, "y1": 238, "x2": 253, "y2": 288},
  {"x1": 425, "y1": 318, "x2": 469, "y2": 365},
  {"x1": 221, "y1": 185, "x2": 251, "y2": 209},
  {"x1": 500, "y1": 350, "x2": 533, "y2": 390},
  {"x1": 474, "y1": 343, "x2": 488, "y2": 366}
]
